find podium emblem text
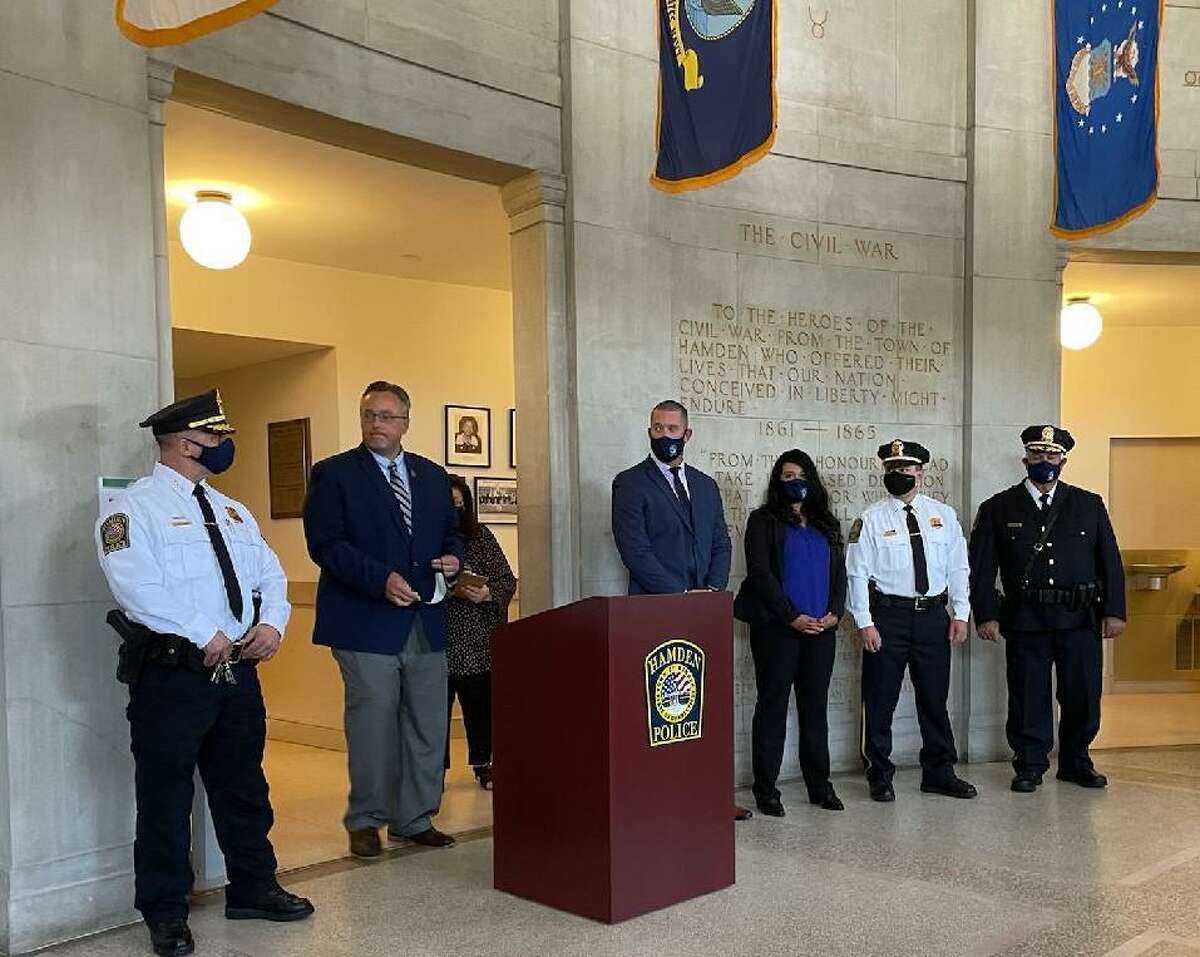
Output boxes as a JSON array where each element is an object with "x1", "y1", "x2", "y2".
[{"x1": 644, "y1": 639, "x2": 706, "y2": 747}]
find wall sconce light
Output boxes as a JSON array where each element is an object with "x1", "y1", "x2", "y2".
[
  {"x1": 179, "y1": 190, "x2": 251, "y2": 270},
  {"x1": 1060, "y1": 297, "x2": 1103, "y2": 351}
]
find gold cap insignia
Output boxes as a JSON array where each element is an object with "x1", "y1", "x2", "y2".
[
  {"x1": 1042, "y1": 426, "x2": 1055, "y2": 444},
  {"x1": 891, "y1": 439, "x2": 905, "y2": 458}
]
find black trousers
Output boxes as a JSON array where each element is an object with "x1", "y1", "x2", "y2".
[
  {"x1": 127, "y1": 662, "x2": 277, "y2": 922},
  {"x1": 445, "y1": 671, "x2": 492, "y2": 769},
  {"x1": 861, "y1": 604, "x2": 957, "y2": 785},
  {"x1": 750, "y1": 623, "x2": 836, "y2": 803},
  {"x1": 1005, "y1": 627, "x2": 1102, "y2": 776}
]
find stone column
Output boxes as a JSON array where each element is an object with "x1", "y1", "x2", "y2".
[
  {"x1": 963, "y1": 0, "x2": 1062, "y2": 762},
  {"x1": 501, "y1": 171, "x2": 579, "y2": 614},
  {"x1": 147, "y1": 60, "x2": 176, "y2": 407}
]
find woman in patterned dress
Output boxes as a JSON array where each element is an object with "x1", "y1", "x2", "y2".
[{"x1": 446, "y1": 474, "x2": 518, "y2": 789}]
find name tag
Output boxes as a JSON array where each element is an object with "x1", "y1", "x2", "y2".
[
  {"x1": 1007, "y1": 522, "x2": 1023, "y2": 528},
  {"x1": 929, "y1": 517, "x2": 944, "y2": 528},
  {"x1": 170, "y1": 517, "x2": 192, "y2": 527},
  {"x1": 882, "y1": 529, "x2": 898, "y2": 537}
]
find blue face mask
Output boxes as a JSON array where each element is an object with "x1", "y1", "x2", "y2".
[
  {"x1": 781, "y1": 478, "x2": 809, "y2": 502},
  {"x1": 196, "y1": 438, "x2": 236, "y2": 475},
  {"x1": 650, "y1": 434, "x2": 685, "y2": 464},
  {"x1": 1026, "y1": 460, "x2": 1060, "y2": 484}
]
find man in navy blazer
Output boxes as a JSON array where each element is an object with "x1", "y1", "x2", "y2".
[
  {"x1": 611, "y1": 400, "x2": 732, "y2": 595},
  {"x1": 303, "y1": 381, "x2": 463, "y2": 858},
  {"x1": 611, "y1": 401, "x2": 749, "y2": 820}
]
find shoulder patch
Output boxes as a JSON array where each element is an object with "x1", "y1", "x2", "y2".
[
  {"x1": 225, "y1": 505, "x2": 244, "y2": 524},
  {"x1": 848, "y1": 518, "x2": 863, "y2": 544},
  {"x1": 101, "y1": 513, "x2": 131, "y2": 555}
]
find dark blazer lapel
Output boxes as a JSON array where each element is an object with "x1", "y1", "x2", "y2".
[
  {"x1": 355, "y1": 444, "x2": 407, "y2": 538},
  {"x1": 642, "y1": 458, "x2": 693, "y2": 530}
]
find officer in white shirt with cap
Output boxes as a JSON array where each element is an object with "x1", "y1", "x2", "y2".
[
  {"x1": 846, "y1": 439, "x2": 976, "y2": 803},
  {"x1": 95, "y1": 389, "x2": 313, "y2": 957}
]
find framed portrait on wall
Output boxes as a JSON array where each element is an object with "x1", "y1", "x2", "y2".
[
  {"x1": 475, "y1": 476, "x2": 517, "y2": 524},
  {"x1": 444, "y1": 405, "x2": 491, "y2": 468},
  {"x1": 508, "y1": 408, "x2": 517, "y2": 469}
]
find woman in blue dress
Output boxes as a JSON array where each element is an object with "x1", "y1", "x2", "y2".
[{"x1": 735, "y1": 450, "x2": 846, "y2": 816}]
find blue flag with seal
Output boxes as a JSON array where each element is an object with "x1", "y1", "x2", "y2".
[
  {"x1": 1052, "y1": 0, "x2": 1164, "y2": 238},
  {"x1": 651, "y1": 0, "x2": 777, "y2": 193}
]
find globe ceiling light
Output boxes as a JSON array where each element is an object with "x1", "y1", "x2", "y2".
[
  {"x1": 1060, "y1": 297, "x2": 1103, "y2": 351},
  {"x1": 179, "y1": 190, "x2": 251, "y2": 270}
]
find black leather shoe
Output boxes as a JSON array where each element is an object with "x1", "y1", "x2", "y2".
[
  {"x1": 920, "y1": 776, "x2": 978, "y2": 799},
  {"x1": 225, "y1": 884, "x2": 315, "y2": 922},
  {"x1": 147, "y1": 918, "x2": 194, "y2": 957},
  {"x1": 810, "y1": 785, "x2": 844, "y2": 811},
  {"x1": 755, "y1": 798, "x2": 785, "y2": 817},
  {"x1": 349, "y1": 827, "x2": 381, "y2": 858},
  {"x1": 869, "y1": 780, "x2": 895, "y2": 802},
  {"x1": 1011, "y1": 773, "x2": 1042, "y2": 793},
  {"x1": 1057, "y1": 768, "x2": 1108, "y2": 788},
  {"x1": 389, "y1": 826, "x2": 457, "y2": 847}
]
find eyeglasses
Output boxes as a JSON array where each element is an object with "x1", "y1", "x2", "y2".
[{"x1": 360, "y1": 411, "x2": 409, "y2": 424}]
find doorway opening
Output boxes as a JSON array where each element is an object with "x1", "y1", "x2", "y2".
[
  {"x1": 164, "y1": 96, "x2": 522, "y2": 871},
  {"x1": 1061, "y1": 254, "x2": 1200, "y2": 749}
]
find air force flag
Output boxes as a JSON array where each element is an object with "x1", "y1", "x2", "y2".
[
  {"x1": 651, "y1": 0, "x2": 777, "y2": 193},
  {"x1": 1052, "y1": 0, "x2": 1164, "y2": 238}
]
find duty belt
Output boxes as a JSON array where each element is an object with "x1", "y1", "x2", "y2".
[
  {"x1": 870, "y1": 591, "x2": 948, "y2": 612},
  {"x1": 1022, "y1": 581, "x2": 1101, "y2": 610}
]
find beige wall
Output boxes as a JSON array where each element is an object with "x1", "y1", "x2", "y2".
[
  {"x1": 169, "y1": 244, "x2": 519, "y2": 575},
  {"x1": 1061, "y1": 326, "x2": 1200, "y2": 507}
]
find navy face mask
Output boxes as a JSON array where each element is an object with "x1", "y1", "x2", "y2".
[
  {"x1": 650, "y1": 434, "x2": 685, "y2": 464},
  {"x1": 196, "y1": 438, "x2": 236, "y2": 475},
  {"x1": 781, "y1": 478, "x2": 809, "y2": 502},
  {"x1": 883, "y1": 470, "x2": 917, "y2": 497},
  {"x1": 1026, "y1": 460, "x2": 1061, "y2": 484}
]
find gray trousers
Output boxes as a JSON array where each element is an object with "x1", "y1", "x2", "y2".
[{"x1": 332, "y1": 620, "x2": 448, "y2": 835}]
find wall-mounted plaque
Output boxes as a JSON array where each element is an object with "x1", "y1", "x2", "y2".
[{"x1": 267, "y1": 418, "x2": 312, "y2": 519}]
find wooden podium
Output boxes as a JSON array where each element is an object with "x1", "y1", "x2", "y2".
[{"x1": 491, "y1": 592, "x2": 735, "y2": 923}]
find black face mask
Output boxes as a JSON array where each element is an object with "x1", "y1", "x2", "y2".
[{"x1": 883, "y1": 471, "x2": 917, "y2": 497}]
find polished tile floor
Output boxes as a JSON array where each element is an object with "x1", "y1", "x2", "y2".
[
  {"x1": 263, "y1": 739, "x2": 493, "y2": 871},
  {"x1": 46, "y1": 746, "x2": 1200, "y2": 957}
]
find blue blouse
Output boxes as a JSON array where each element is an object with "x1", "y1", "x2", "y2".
[{"x1": 781, "y1": 524, "x2": 831, "y2": 618}]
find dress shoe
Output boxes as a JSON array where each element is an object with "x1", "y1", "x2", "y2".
[
  {"x1": 869, "y1": 780, "x2": 895, "y2": 803},
  {"x1": 810, "y1": 785, "x2": 844, "y2": 811},
  {"x1": 734, "y1": 804, "x2": 754, "y2": 821},
  {"x1": 147, "y1": 918, "x2": 194, "y2": 957},
  {"x1": 348, "y1": 827, "x2": 381, "y2": 858},
  {"x1": 755, "y1": 797, "x2": 785, "y2": 817},
  {"x1": 225, "y1": 884, "x2": 315, "y2": 922},
  {"x1": 1057, "y1": 768, "x2": 1108, "y2": 788},
  {"x1": 920, "y1": 776, "x2": 978, "y2": 799},
  {"x1": 1011, "y1": 773, "x2": 1042, "y2": 793},
  {"x1": 474, "y1": 764, "x2": 494, "y2": 790},
  {"x1": 389, "y1": 826, "x2": 457, "y2": 847}
]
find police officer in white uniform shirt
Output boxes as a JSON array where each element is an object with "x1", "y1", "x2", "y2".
[
  {"x1": 846, "y1": 439, "x2": 976, "y2": 803},
  {"x1": 95, "y1": 390, "x2": 313, "y2": 957}
]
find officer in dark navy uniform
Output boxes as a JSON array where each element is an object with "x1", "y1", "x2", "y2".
[{"x1": 968, "y1": 426, "x2": 1126, "y2": 794}]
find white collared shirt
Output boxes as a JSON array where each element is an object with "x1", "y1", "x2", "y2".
[
  {"x1": 845, "y1": 493, "x2": 971, "y2": 628},
  {"x1": 95, "y1": 463, "x2": 291, "y2": 648},
  {"x1": 1024, "y1": 478, "x2": 1057, "y2": 507},
  {"x1": 651, "y1": 455, "x2": 690, "y2": 498}
]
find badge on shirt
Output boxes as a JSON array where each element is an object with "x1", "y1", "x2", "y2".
[
  {"x1": 225, "y1": 506, "x2": 244, "y2": 524},
  {"x1": 848, "y1": 518, "x2": 863, "y2": 544},
  {"x1": 929, "y1": 517, "x2": 944, "y2": 529},
  {"x1": 100, "y1": 513, "x2": 131, "y2": 555}
]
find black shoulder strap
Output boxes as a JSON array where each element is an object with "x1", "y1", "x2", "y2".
[{"x1": 1020, "y1": 486, "x2": 1069, "y2": 589}]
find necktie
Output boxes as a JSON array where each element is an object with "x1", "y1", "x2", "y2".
[
  {"x1": 193, "y1": 484, "x2": 244, "y2": 621},
  {"x1": 904, "y1": 505, "x2": 929, "y2": 596},
  {"x1": 388, "y1": 462, "x2": 413, "y2": 533},
  {"x1": 669, "y1": 466, "x2": 690, "y2": 507},
  {"x1": 1039, "y1": 493, "x2": 1050, "y2": 513}
]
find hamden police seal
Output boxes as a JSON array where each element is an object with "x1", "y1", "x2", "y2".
[{"x1": 644, "y1": 639, "x2": 705, "y2": 748}]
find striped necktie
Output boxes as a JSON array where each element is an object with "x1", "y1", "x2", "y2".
[{"x1": 388, "y1": 462, "x2": 413, "y2": 533}]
